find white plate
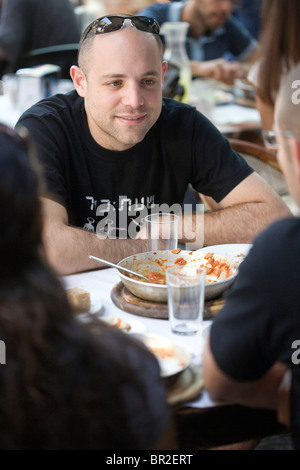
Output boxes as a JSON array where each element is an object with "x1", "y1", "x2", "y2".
[
  {"x1": 214, "y1": 90, "x2": 234, "y2": 105},
  {"x1": 127, "y1": 318, "x2": 147, "y2": 335},
  {"x1": 76, "y1": 292, "x2": 104, "y2": 322},
  {"x1": 102, "y1": 315, "x2": 147, "y2": 335},
  {"x1": 196, "y1": 244, "x2": 252, "y2": 268},
  {"x1": 133, "y1": 333, "x2": 191, "y2": 379}
]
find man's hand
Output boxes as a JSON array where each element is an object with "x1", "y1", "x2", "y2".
[{"x1": 191, "y1": 58, "x2": 248, "y2": 85}]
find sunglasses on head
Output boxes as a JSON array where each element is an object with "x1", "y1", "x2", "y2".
[{"x1": 81, "y1": 15, "x2": 160, "y2": 42}]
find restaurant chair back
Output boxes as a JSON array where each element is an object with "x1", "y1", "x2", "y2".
[
  {"x1": 229, "y1": 138, "x2": 299, "y2": 215},
  {"x1": 19, "y1": 43, "x2": 79, "y2": 79}
]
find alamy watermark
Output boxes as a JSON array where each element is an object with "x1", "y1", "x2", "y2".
[
  {"x1": 94, "y1": 199, "x2": 205, "y2": 250},
  {"x1": 291, "y1": 80, "x2": 300, "y2": 104},
  {"x1": 291, "y1": 340, "x2": 300, "y2": 365}
]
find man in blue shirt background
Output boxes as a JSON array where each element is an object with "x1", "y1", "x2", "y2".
[{"x1": 138, "y1": 0, "x2": 259, "y2": 85}]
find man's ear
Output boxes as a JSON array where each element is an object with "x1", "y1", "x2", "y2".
[
  {"x1": 289, "y1": 137, "x2": 300, "y2": 183},
  {"x1": 162, "y1": 60, "x2": 168, "y2": 80},
  {"x1": 70, "y1": 65, "x2": 86, "y2": 98}
]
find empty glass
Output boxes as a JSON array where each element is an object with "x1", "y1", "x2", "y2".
[
  {"x1": 167, "y1": 265, "x2": 206, "y2": 336},
  {"x1": 144, "y1": 213, "x2": 179, "y2": 251}
]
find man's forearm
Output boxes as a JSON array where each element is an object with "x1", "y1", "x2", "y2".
[
  {"x1": 43, "y1": 223, "x2": 148, "y2": 275},
  {"x1": 180, "y1": 200, "x2": 291, "y2": 248}
]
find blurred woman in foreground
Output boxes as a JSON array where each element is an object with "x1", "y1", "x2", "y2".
[{"x1": 0, "y1": 123, "x2": 173, "y2": 450}]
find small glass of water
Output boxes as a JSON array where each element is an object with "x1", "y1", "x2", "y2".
[
  {"x1": 166, "y1": 265, "x2": 206, "y2": 335},
  {"x1": 144, "y1": 212, "x2": 179, "y2": 251}
]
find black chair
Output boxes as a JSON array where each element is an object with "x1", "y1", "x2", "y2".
[{"x1": 19, "y1": 43, "x2": 79, "y2": 79}]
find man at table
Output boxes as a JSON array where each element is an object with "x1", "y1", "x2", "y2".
[
  {"x1": 16, "y1": 14, "x2": 289, "y2": 275},
  {"x1": 202, "y1": 63, "x2": 300, "y2": 450},
  {"x1": 137, "y1": 0, "x2": 260, "y2": 85}
]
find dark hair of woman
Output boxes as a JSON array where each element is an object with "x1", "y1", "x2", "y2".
[
  {"x1": 0, "y1": 124, "x2": 170, "y2": 449},
  {"x1": 256, "y1": 0, "x2": 300, "y2": 106}
]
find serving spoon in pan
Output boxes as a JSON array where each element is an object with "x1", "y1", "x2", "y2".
[{"x1": 89, "y1": 255, "x2": 151, "y2": 283}]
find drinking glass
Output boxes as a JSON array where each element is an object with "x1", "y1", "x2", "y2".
[
  {"x1": 144, "y1": 213, "x2": 179, "y2": 251},
  {"x1": 166, "y1": 265, "x2": 206, "y2": 335}
]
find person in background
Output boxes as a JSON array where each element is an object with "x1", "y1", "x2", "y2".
[
  {"x1": 0, "y1": 122, "x2": 174, "y2": 450},
  {"x1": 232, "y1": 0, "x2": 262, "y2": 40},
  {"x1": 137, "y1": 0, "x2": 260, "y2": 85},
  {"x1": 16, "y1": 15, "x2": 289, "y2": 276},
  {"x1": 202, "y1": 62, "x2": 300, "y2": 450},
  {"x1": 0, "y1": 0, "x2": 81, "y2": 78},
  {"x1": 103, "y1": 0, "x2": 171, "y2": 15},
  {"x1": 247, "y1": 0, "x2": 300, "y2": 133}
]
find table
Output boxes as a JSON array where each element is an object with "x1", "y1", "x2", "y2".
[
  {"x1": 0, "y1": 90, "x2": 261, "y2": 136},
  {"x1": 0, "y1": 95, "x2": 22, "y2": 128},
  {"x1": 62, "y1": 267, "x2": 286, "y2": 449},
  {"x1": 0, "y1": 79, "x2": 75, "y2": 129},
  {"x1": 212, "y1": 103, "x2": 261, "y2": 136}
]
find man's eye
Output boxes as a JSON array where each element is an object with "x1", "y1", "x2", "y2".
[
  {"x1": 143, "y1": 79, "x2": 156, "y2": 86},
  {"x1": 108, "y1": 80, "x2": 122, "y2": 87}
]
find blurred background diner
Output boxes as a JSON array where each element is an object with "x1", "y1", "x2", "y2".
[
  {"x1": 0, "y1": 0, "x2": 81, "y2": 79},
  {"x1": 137, "y1": 0, "x2": 260, "y2": 86},
  {"x1": 232, "y1": 0, "x2": 262, "y2": 40}
]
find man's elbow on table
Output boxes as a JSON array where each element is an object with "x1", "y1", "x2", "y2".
[
  {"x1": 40, "y1": 197, "x2": 78, "y2": 275},
  {"x1": 222, "y1": 172, "x2": 292, "y2": 224}
]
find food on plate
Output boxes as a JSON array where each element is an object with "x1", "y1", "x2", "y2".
[
  {"x1": 147, "y1": 272, "x2": 166, "y2": 284},
  {"x1": 105, "y1": 316, "x2": 131, "y2": 332},
  {"x1": 213, "y1": 89, "x2": 233, "y2": 104},
  {"x1": 145, "y1": 343, "x2": 187, "y2": 376},
  {"x1": 174, "y1": 257, "x2": 187, "y2": 265},
  {"x1": 125, "y1": 251, "x2": 236, "y2": 286},
  {"x1": 66, "y1": 287, "x2": 91, "y2": 314},
  {"x1": 170, "y1": 248, "x2": 181, "y2": 254}
]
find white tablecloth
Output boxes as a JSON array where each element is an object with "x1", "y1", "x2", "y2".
[
  {"x1": 62, "y1": 267, "x2": 215, "y2": 409},
  {"x1": 212, "y1": 103, "x2": 261, "y2": 126},
  {"x1": 0, "y1": 92, "x2": 261, "y2": 134}
]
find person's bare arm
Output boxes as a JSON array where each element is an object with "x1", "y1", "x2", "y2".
[
  {"x1": 202, "y1": 334, "x2": 288, "y2": 410},
  {"x1": 255, "y1": 95, "x2": 275, "y2": 132},
  {"x1": 190, "y1": 59, "x2": 247, "y2": 86},
  {"x1": 277, "y1": 369, "x2": 291, "y2": 428},
  {"x1": 41, "y1": 197, "x2": 148, "y2": 275},
  {"x1": 241, "y1": 44, "x2": 261, "y2": 66},
  {"x1": 179, "y1": 172, "x2": 291, "y2": 247}
]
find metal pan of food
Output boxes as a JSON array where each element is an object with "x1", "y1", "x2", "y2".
[{"x1": 117, "y1": 249, "x2": 238, "y2": 302}]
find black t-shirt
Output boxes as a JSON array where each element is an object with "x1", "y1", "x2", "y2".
[
  {"x1": 17, "y1": 92, "x2": 252, "y2": 237},
  {"x1": 210, "y1": 217, "x2": 300, "y2": 449}
]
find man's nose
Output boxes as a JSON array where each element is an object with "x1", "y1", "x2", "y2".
[{"x1": 122, "y1": 83, "x2": 144, "y2": 108}]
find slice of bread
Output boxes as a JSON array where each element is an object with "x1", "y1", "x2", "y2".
[{"x1": 67, "y1": 287, "x2": 91, "y2": 315}]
